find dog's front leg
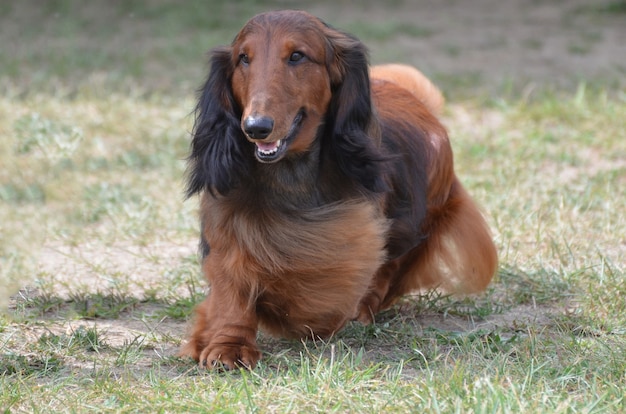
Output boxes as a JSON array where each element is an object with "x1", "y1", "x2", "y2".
[
  {"x1": 181, "y1": 271, "x2": 261, "y2": 370},
  {"x1": 199, "y1": 290, "x2": 260, "y2": 370}
]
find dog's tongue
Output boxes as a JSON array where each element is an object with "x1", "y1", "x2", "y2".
[{"x1": 256, "y1": 140, "x2": 280, "y2": 152}]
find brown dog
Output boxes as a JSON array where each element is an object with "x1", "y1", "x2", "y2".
[{"x1": 182, "y1": 10, "x2": 497, "y2": 369}]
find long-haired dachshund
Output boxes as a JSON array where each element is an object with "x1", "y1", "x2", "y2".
[{"x1": 182, "y1": 10, "x2": 497, "y2": 369}]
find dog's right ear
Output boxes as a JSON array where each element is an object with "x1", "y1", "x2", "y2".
[
  {"x1": 323, "y1": 27, "x2": 388, "y2": 194},
  {"x1": 186, "y1": 47, "x2": 250, "y2": 197}
]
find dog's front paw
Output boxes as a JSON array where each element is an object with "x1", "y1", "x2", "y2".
[{"x1": 198, "y1": 342, "x2": 261, "y2": 371}]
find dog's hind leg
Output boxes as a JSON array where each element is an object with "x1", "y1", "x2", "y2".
[
  {"x1": 354, "y1": 259, "x2": 400, "y2": 324},
  {"x1": 387, "y1": 179, "x2": 498, "y2": 303},
  {"x1": 356, "y1": 179, "x2": 497, "y2": 323}
]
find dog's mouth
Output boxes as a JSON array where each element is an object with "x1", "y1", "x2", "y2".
[{"x1": 254, "y1": 110, "x2": 305, "y2": 163}]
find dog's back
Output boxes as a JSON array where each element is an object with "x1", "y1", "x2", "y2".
[{"x1": 370, "y1": 63, "x2": 445, "y2": 116}]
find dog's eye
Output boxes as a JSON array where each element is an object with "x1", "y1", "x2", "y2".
[
  {"x1": 239, "y1": 54, "x2": 250, "y2": 65},
  {"x1": 288, "y1": 52, "x2": 305, "y2": 64}
]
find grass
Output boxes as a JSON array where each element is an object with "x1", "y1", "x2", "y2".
[
  {"x1": 2, "y1": 0, "x2": 626, "y2": 412},
  {"x1": 2, "y1": 85, "x2": 624, "y2": 414}
]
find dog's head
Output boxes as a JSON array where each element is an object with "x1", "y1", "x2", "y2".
[{"x1": 187, "y1": 10, "x2": 384, "y2": 197}]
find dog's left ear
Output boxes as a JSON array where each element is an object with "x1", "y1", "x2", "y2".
[{"x1": 323, "y1": 26, "x2": 387, "y2": 193}]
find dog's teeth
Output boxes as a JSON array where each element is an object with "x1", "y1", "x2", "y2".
[{"x1": 257, "y1": 140, "x2": 281, "y2": 155}]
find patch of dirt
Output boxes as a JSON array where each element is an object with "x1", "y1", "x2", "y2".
[
  {"x1": 35, "y1": 241, "x2": 197, "y2": 300},
  {"x1": 4, "y1": 298, "x2": 561, "y2": 377},
  {"x1": 2, "y1": 305, "x2": 188, "y2": 378}
]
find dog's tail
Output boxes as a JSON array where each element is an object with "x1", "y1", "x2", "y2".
[
  {"x1": 422, "y1": 179, "x2": 498, "y2": 294},
  {"x1": 370, "y1": 63, "x2": 445, "y2": 116}
]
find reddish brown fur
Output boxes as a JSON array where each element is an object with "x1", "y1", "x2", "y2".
[
  {"x1": 370, "y1": 64, "x2": 445, "y2": 116},
  {"x1": 182, "y1": 10, "x2": 497, "y2": 370}
]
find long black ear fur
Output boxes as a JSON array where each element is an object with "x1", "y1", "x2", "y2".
[
  {"x1": 186, "y1": 47, "x2": 249, "y2": 198},
  {"x1": 324, "y1": 28, "x2": 388, "y2": 194}
]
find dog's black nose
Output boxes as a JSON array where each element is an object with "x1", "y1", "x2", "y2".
[{"x1": 243, "y1": 116, "x2": 274, "y2": 140}]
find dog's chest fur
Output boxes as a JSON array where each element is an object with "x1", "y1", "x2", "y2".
[{"x1": 200, "y1": 193, "x2": 389, "y2": 336}]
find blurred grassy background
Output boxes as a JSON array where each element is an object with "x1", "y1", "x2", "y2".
[{"x1": 2, "y1": 0, "x2": 625, "y2": 99}]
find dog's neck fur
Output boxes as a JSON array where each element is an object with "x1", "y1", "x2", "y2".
[
  {"x1": 253, "y1": 140, "x2": 324, "y2": 208},
  {"x1": 239, "y1": 132, "x2": 372, "y2": 211}
]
